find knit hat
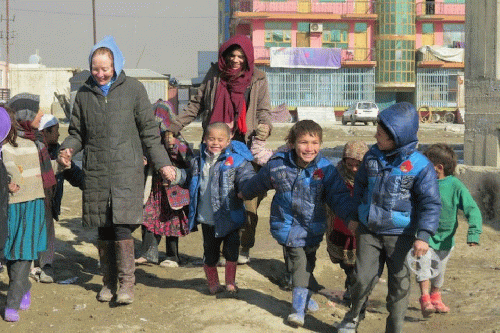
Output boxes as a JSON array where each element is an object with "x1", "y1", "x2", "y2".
[
  {"x1": 38, "y1": 114, "x2": 59, "y2": 131},
  {"x1": 342, "y1": 140, "x2": 369, "y2": 162},
  {"x1": 0, "y1": 106, "x2": 11, "y2": 143}
]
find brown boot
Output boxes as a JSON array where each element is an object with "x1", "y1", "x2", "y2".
[
  {"x1": 115, "y1": 239, "x2": 135, "y2": 304},
  {"x1": 96, "y1": 240, "x2": 116, "y2": 302}
]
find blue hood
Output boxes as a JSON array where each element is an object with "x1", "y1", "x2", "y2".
[
  {"x1": 378, "y1": 102, "x2": 419, "y2": 149},
  {"x1": 88, "y1": 35, "x2": 124, "y2": 77}
]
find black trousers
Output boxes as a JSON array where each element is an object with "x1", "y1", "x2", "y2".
[
  {"x1": 202, "y1": 224, "x2": 240, "y2": 266},
  {"x1": 6, "y1": 260, "x2": 32, "y2": 309}
]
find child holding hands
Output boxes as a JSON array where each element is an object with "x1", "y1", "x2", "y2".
[
  {"x1": 337, "y1": 102, "x2": 441, "y2": 333},
  {"x1": 240, "y1": 120, "x2": 356, "y2": 327},
  {"x1": 417, "y1": 143, "x2": 482, "y2": 317},
  {"x1": 175, "y1": 122, "x2": 255, "y2": 294}
]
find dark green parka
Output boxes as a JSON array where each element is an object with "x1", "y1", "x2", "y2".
[{"x1": 61, "y1": 36, "x2": 170, "y2": 227}]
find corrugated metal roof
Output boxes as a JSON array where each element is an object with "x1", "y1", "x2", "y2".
[{"x1": 125, "y1": 69, "x2": 168, "y2": 80}]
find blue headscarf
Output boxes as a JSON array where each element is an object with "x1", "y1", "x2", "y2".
[{"x1": 88, "y1": 36, "x2": 125, "y2": 96}]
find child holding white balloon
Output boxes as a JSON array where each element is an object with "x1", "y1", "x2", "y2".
[{"x1": 416, "y1": 143, "x2": 482, "y2": 317}]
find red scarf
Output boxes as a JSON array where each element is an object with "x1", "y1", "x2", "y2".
[{"x1": 210, "y1": 35, "x2": 254, "y2": 135}]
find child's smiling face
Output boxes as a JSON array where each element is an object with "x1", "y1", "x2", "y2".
[
  {"x1": 294, "y1": 133, "x2": 321, "y2": 168},
  {"x1": 204, "y1": 128, "x2": 230, "y2": 154}
]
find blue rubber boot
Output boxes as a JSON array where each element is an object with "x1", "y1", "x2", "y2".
[
  {"x1": 306, "y1": 290, "x2": 319, "y2": 312},
  {"x1": 287, "y1": 287, "x2": 308, "y2": 327}
]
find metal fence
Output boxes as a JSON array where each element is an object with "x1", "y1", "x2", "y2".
[
  {"x1": 416, "y1": 68, "x2": 460, "y2": 108},
  {"x1": 260, "y1": 67, "x2": 375, "y2": 107}
]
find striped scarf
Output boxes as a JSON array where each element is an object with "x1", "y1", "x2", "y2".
[{"x1": 17, "y1": 121, "x2": 57, "y2": 189}]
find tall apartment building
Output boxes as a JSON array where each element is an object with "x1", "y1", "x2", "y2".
[{"x1": 218, "y1": 0, "x2": 465, "y2": 114}]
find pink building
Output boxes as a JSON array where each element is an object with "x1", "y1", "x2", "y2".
[{"x1": 220, "y1": 0, "x2": 465, "y2": 111}]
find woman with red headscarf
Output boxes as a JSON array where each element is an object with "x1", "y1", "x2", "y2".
[{"x1": 169, "y1": 35, "x2": 272, "y2": 264}]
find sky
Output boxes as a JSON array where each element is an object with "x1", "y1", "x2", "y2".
[{"x1": 2, "y1": 0, "x2": 219, "y2": 80}]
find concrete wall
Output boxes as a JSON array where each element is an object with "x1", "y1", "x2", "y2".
[
  {"x1": 456, "y1": 165, "x2": 500, "y2": 230},
  {"x1": 9, "y1": 65, "x2": 76, "y2": 112},
  {"x1": 464, "y1": 1, "x2": 500, "y2": 166}
]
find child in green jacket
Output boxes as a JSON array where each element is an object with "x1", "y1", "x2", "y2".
[{"x1": 417, "y1": 143, "x2": 482, "y2": 317}]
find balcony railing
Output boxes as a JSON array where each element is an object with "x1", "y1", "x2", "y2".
[
  {"x1": 415, "y1": 1, "x2": 464, "y2": 16},
  {"x1": 254, "y1": 46, "x2": 376, "y2": 63},
  {"x1": 234, "y1": 0, "x2": 375, "y2": 15}
]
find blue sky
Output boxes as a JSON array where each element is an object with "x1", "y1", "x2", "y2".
[{"x1": 2, "y1": 0, "x2": 218, "y2": 79}]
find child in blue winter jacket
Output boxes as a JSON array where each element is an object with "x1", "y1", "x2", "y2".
[
  {"x1": 240, "y1": 120, "x2": 356, "y2": 328},
  {"x1": 175, "y1": 122, "x2": 255, "y2": 294},
  {"x1": 337, "y1": 102, "x2": 441, "y2": 333}
]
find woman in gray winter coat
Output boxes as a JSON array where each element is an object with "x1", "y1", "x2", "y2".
[{"x1": 58, "y1": 36, "x2": 175, "y2": 305}]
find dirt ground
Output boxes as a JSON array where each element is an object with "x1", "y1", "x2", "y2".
[{"x1": 1, "y1": 122, "x2": 500, "y2": 333}]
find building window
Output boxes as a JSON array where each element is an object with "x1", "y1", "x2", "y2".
[
  {"x1": 444, "y1": 0, "x2": 464, "y2": 3},
  {"x1": 322, "y1": 23, "x2": 349, "y2": 49},
  {"x1": 265, "y1": 22, "x2": 292, "y2": 47},
  {"x1": 443, "y1": 24, "x2": 464, "y2": 47}
]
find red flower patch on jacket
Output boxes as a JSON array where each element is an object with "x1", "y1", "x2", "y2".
[
  {"x1": 313, "y1": 168, "x2": 324, "y2": 180},
  {"x1": 224, "y1": 156, "x2": 234, "y2": 166},
  {"x1": 400, "y1": 160, "x2": 413, "y2": 173}
]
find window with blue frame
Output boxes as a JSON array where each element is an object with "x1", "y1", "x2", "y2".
[
  {"x1": 265, "y1": 22, "x2": 292, "y2": 47},
  {"x1": 322, "y1": 23, "x2": 349, "y2": 49}
]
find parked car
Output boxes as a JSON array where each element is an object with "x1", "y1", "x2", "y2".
[{"x1": 342, "y1": 101, "x2": 379, "y2": 126}]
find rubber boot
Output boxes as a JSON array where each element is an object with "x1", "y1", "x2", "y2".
[
  {"x1": 430, "y1": 292, "x2": 450, "y2": 313},
  {"x1": 19, "y1": 291, "x2": 31, "y2": 310},
  {"x1": 419, "y1": 294, "x2": 435, "y2": 318},
  {"x1": 287, "y1": 287, "x2": 308, "y2": 327},
  {"x1": 4, "y1": 308, "x2": 19, "y2": 322},
  {"x1": 96, "y1": 240, "x2": 117, "y2": 302},
  {"x1": 225, "y1": 261, "x2": 238, "y2": 293},
  {"x1": 306, "y1": 290, "x2": 319, "y2": 312},
  {"x1": 115, "y1": 239, "x2": 135, "y2": 304},
  {"x1": 204, "y1": 265, "x2": 223, "y2": 295}
]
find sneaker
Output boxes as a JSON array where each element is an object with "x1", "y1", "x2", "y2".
[
  {"x1": 237, "y1": 250, "x2": 250, "y2": 265},
  {"x1": 159, "y1": 259, "x2": 179, "y2": 268},
  {"x1": 336, "y1": 316, "x2": 358, "y2": 333},
  {"x1": 39, "y1": 265, "x2": 54, "y2": 283}
]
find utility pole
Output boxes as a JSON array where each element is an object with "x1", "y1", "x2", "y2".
[
  {"x1": 1, "y1": 0, "x2": 15, "y2": 95},
  {"x1": 92, "y1": 0, "x2": 96, "y2": 44}
]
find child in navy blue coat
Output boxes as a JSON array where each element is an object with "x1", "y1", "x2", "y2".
[
  {"x1": 240, "y1": 120, "x2": 356, "y2": 327},
  {"x1": 337, "y1": 102, "x2": 441, "y2": 333},
  {"x1": 175, "y1": 122, "x2": 255, "y2": 294}
]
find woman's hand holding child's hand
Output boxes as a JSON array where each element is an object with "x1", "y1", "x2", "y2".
[
  {"x1": 256, "y1": 124, "x2": 271, "y2": 140},
  {"x1": 57, "y1": 148, "x2": 74, "y2": 169},
  {"x1": 160, "y1": 165, "x2": 177, "y2": 182}
]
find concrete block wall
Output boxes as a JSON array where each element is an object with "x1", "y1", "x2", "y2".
[
  {"x1": 464, "y1": 1, "x2": 500, "y2": 166},
  {"x1": 456, "y1": 164, "x2": 500, "y2": 229}
]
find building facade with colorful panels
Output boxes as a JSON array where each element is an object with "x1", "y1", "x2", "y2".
[{"x1": 218, "y1": 0, "x2": 464, "y2": 119}]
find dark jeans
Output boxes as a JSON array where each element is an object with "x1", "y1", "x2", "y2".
[
  {"x1": 6, "y1": 260, "x2": 32, "y2": 309},
  {"x1": 202, "y1": 224, "x2": 240, "y2": 266},
  {"x1": 283, "y1": 244, "x2": 321, "y2": 291}
]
